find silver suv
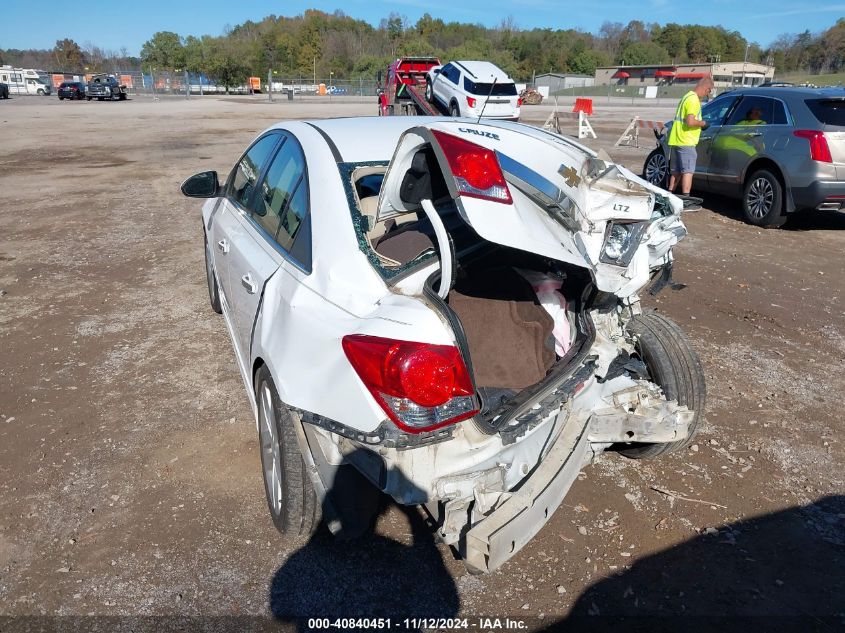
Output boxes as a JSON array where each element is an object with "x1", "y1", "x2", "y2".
[{"x1": 643, "y1": 87, "x2": 845, "y2": 227}]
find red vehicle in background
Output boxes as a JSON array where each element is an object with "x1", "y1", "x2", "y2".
[{"x1": 382, "y1": 57, "x2": 441, "y2": 116}]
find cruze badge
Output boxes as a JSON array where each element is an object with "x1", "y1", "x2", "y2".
[{"x1": 458, "y1": 128, "x2": 500, "y2": 141}]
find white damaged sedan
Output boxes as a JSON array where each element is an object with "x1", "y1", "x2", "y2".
[{"x1": 181, "y1": 116, "x2": 706, "y2": 573}]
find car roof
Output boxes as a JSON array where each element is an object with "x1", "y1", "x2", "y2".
[
  {"x1": 727, "y1": 86, "x2": 845, "y2": 100},
  {"x1": 290, "y1": 116, "x2": 452, "y2": 163},
  {"x1": 451, "y1": 61, "x2": 513, "y2": 83}
]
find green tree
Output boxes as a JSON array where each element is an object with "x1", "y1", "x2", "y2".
[
  {"x1": 619, "y1": 41, "x2": 669, "y2": 65},
  {"x1": 53, "y1": 39, "x2": 86, "y2": 70},
  {"x1": 140, "y1": 31, "x2": 184, "y2": 70}
]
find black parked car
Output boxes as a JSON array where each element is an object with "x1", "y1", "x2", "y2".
[
  {"x1": 58, "y1": 81, "x2": 86, "y2": 100},
  {"x1": 0, "y1": 82, "x2": 9, "y2": 99}
]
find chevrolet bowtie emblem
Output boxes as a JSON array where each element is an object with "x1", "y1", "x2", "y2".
[{"x1": 559, "y1": 165, "x2": 581, "y2": 188}]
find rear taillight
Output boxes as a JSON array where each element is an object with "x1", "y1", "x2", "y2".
[
  {"x1": 342, "y1": 334, "x2": 478, "y2": 433},
  {"x1": 517, "y1": 97, "x2": 523, "y2": 107},
  {"x1": 431, "y1": 129, "x2": 512, "y2": 204},
  {"x1": 466, "y1": 96, "x2": 476, "y2": 108},
  {"x1": 793, "y1": 130, "x2": 832, "y2": 163}
]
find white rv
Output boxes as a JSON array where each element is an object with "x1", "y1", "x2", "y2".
[{"x1": 0, "y1": 66, "x2": 52, "y2": 95}]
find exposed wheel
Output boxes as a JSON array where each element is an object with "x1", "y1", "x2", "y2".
[
  {"x1": 616, "y1": 311, "x2": 706, "y2": 459},
  {"x1": 59, "y1": 96, "x2": 64, "y2": 101},
  {"x1": 119, "y1": 92, "x2": 127, "y2": 100},
  {"x1": 449, "y1": 101, "x2": 460, "y2": 117},
  {"x1": 643, "y1": 148, "x2": 669, "y2": 189},
  {"x1": 37, "y1": 89, "x2": 44, "y2": 95},
  {"x1": 98, "y1": 97, "x2": 104, "y2": 101},
  {"x1": 743, "y1": 169, "x2": 786, "y2": 228},
  {"x1": 255, "y1": 365, "x2": 320, "y2": 536},
  {"x1": 204, "y1": 234, "x2": 222, "y2": 314},
  {"x1": 425, "y1": 81, "x2": 433, "y2": 103}
]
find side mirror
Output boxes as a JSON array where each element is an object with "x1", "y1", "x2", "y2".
[{"x1": 181, "y1": 171, "x2": 219, "y2": 198}]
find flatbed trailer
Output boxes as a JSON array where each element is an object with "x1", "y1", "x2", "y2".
[{"x1": 384, "y1": 57, "x2": 441, "y2": 116}]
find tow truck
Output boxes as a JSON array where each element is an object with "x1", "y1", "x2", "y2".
[{"x1": 383, "y1": 57, "x2": 441, "y2": 116}]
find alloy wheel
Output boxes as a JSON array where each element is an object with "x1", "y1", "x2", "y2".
[
  {"x1": 259, "y1": 384, "x2": 283, "y2": 516},
  {"x1": 747, "y1": 177, "x2": 774, "y2": 219},
  {"x1": 646, "y1": 153, "x2": 668, "y2": 186}
]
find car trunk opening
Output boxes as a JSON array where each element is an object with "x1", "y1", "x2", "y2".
[{"x1": 348, "y1": 145, "x2": 597, "y2": 431}]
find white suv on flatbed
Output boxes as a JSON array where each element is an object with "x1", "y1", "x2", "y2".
[{"x1": 426, "y1": 60, "x2": 521, "y2": 121}]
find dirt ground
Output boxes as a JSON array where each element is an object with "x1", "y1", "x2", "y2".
[{"x1": 0, "y1": 94, "x2": 843, "y2": 631}]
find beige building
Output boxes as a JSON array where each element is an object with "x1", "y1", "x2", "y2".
[{"x1": 595, "y1": 62, "x2": 774, "y2": 87}]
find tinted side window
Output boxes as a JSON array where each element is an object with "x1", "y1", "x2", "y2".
[
  {"x1": 229, "y1": 134, "x2": 279, "y2": 211},
  {"x1": 726, "y1": 96, "x2": 773, "y2": 125},
  {"x1": 702, "y1": 96, "x2": 737, "y2": 125},
  {"x1": 773, "y1": 100, "x2": 788, "y2": 124},
  {"x1": 278, "y1": 179, "x2": 307, "y2": 252},
  {"x1": 254, "y1": 137, "x2": 304, "y2": 243}
]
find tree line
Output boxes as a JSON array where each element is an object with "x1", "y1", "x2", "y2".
[{"x1": 1, "y1": 12, "x2": 843, "y2": 84}]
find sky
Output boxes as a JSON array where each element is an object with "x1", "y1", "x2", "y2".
[{"x1": 1, "y1": 0, "x2": 843, "y2": 56}]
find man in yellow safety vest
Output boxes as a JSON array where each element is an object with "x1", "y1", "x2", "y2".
[{"x1": 667, "y1": 77, "x2": 714, "y2": 197}]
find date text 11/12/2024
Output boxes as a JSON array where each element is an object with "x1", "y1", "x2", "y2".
[{"x1": 306, "y1": 617, "x2": 529, "y2": 630}]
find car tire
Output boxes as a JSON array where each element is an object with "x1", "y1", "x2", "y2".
[
  {"x1": 742, "y1": 169, "x2": 786, "y2": 228},
  {"x1": 119, "y1": 93, "x2": 127, "y2": 101},
  {"x1": 98, "y1": 97, "x2": 104, "y2": 101},
  {"x1": 37, "y1": 89, "x2": 44, "y2": 95},
  {"x1": 59, "y1": 96, "x2": 64, "y2": 101},
  {"x1": 449, "y1": 101, "x2": 460, "y2": 117},
  {"x1": 255, "y1": 365, "x2": 320, "y2": 536},
  {"x1": 615, "y1": 311, "x2": 706, "y2": 459},
  {"x1": 86, "y1": 96, "x2": 92, "y2": 101},
  {"x1": 643, "y1": 148, "x2": 669, "y2": 189},
  {"x1": 425, "y1": 81, "x2": 433, "y2": 103},
  {"x1": 204, "y1": 235, "x2": 222, "y2": 314}
]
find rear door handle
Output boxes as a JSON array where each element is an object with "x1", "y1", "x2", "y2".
[
  {"x1": 217, "y1": 239, "x2": 229, "y2": 254},
  {"x1": 241, "y1": 273, "x2": 257, "y2": 294}
]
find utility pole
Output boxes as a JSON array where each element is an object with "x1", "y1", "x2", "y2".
[
  {"x1": 313, "y1": 57, "x2": 316, "y2": 91},
  {"x1": 268, "y1": 68, "x2": 273, "y2": 102},
  {"x1": 741, "y1": 43, "x2": 750, "y2": 87}
]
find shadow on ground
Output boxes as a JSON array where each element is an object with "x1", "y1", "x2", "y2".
[
  {"x1": 699, "y1": 192, "x2": 845, "y2": 231},
  {"x1": 549, "y1": 495, "x2": 845, "y2": 632},
  {"x1": 269, "y1": 455, "x2": 459, "y2": 629}
]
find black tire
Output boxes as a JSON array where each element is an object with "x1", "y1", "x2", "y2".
[
  {"x1": 37, "y1": 89, "x2": 44, "y2": 96},
  {"x1": 204, "y1": 234, "x2": 222, "y2": 314},
  {"x1": 86, "y1": 96, "x2": 92, "y2": 101},
  {"x1": 119, "y1": 92, "x2": 127, "y2": 100},
  {"x1": 255, "y1": 365, "x2": 320, "y2": 536},
  {"x1": 742, "y1": 168, "x2": 786, "y2": 228},
  {"x1": 98, "y1": 97, "x2": 104, "y2": 101},
  {"x1": 616, "y1": 311, "x2": 706, "y2": 459},
  {"x1": 449, "y1": 101, "x2": 460, "y2": 117},
  {"x1": 59, "y1": 96, "x2": 64, "y2": 101},
  {"x1": 643, "y1": 148, "x2": 669, "y2": 189},
  {"x1": 425, "y1": 81, "x2": 433, "y2": 103}
]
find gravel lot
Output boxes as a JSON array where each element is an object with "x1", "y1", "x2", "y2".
[{"x1": 0, "y1": 94, "x2": 843, "y2": 630}]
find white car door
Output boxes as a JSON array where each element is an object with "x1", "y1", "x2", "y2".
[
  {"x1": 226, "y1": 132, "x2": 311, "y2": 373},
  {"x1": 213, "y1": 132, "x2": 283, "y2": 368}
]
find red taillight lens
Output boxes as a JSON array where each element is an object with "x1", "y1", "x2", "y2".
[
  {"x1": 793, "y1": 130, "x2": 832, "y2": 163},
  {"x1": 342, "y1": 334, "x2": 478, "y2": 433},
  {"x1": 517, "y1": 97, "x2": 523, "y2": 107},
  {"x1": 466, "y1": 95, "x2": 476, "y2": 108},
  {"x1": 431, "y1": 129, "x2": 512, "y2": 204}
]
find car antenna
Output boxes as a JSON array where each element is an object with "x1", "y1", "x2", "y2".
[{"x1": 476, "y1": 78, "x2": 497, "y2": 124}]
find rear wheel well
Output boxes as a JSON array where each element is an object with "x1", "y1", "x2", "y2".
[
  {"x1": 744, "y1": 158, "x2": 786, "y2": 189},
  {"x1": 252, "y1": 358, "x2": 266, "y2": 391}
]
